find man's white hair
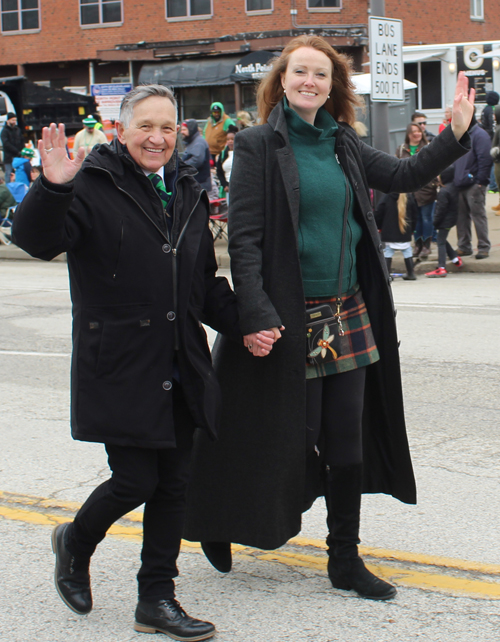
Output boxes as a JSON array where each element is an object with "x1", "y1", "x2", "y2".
[{"x1": 118, "y1": 84, "x2": 177, "y2": 128}]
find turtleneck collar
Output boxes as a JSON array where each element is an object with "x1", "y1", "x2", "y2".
[{"x1": 283, "y1": 97, "x2": 338, "y2": 141}]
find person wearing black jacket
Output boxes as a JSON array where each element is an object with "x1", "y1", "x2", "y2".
[
  {"x1": 1, "y1": 112, "x2": 24, "y2": 182},
  {"x1": 180, "y1": 118, "x2": 211, "y2": 191},
  {"x1": 12, "y1": 84, "x2": 250, "y2": 642},
  {"x1": 480, "y1": 91, "x2": 499, "y2": 139},
  {"x1": 375, "y1": 192, "x2": 418, "y2": 280},
  {"x1": 425, "y1": 165, "x2": 463, "y2": 277},
  {"x1": 453, "y1": 114, "x2": 493, "y2": 259},
  {"x1": 184, "y1": 36, "x2": 474, "y2": 604}
]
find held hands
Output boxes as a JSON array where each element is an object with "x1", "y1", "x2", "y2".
[
  {"x1": 39, "y1": 123, "x2": 86, "y2": 184},
  {"x1": 451, "y1": 71, "x2": 476, "y2": 141},
  {"x1": 243, "y1": 326, "x2": 284, "y2": 357}
]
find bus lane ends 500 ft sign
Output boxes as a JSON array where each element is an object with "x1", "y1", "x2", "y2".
[{"x1": 369, "y1": 17, "x2": 404, "y2": 103}]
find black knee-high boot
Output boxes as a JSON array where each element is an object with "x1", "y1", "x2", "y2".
[
  {"x1": 325, "y1": 463, "x2": 397, "y2": 600},
  {"x1": 402, "y1": 257, "x2": 417, "y2": 280},
  {"x1": 385, "y1": 257, "x2": 392, "y2": 275}
]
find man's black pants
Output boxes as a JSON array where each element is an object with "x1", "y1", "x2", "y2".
[{"x1": 66, "y1": 384, "x2": 195, "y2": 601}]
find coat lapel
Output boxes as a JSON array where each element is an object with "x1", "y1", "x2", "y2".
[{"x1": 268, "y1": 103, "x2": 301, "y2": 238}]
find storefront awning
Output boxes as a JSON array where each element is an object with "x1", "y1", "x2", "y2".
[
  {"x1": 138, "y1": 56, "x2": 239, "y2": 88},
  {"x1": 402, "y1": 50, "x2": 447, "y2": 64}
]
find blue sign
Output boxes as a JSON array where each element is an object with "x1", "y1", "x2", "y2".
[{"x1": 91, "y1": 83, "x2": 133, "y2": 97}]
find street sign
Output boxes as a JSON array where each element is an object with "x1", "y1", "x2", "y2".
[
  {"x1": 90, "y1": 83, "x2": 132, "y2": 121},
  {"x1": 369, "y1": 17, "x2": 404, "y2": 103}
]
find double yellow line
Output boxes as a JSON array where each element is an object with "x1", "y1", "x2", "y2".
[{"x1": 1, "y1": 490, "x2": 499, "y2": 600}]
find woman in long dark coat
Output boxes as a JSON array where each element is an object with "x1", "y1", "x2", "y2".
[{"x1": 184, "y1": 36, "x2": 475, "y2": 600}]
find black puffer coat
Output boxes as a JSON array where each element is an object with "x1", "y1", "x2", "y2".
[
  {"x1": 12, "y1": 140, "x2": 239, "y2": 448},
  {"x1": 184, "y1": 101, "x2": 470, "y2": 550},
  {"x1": 1, "y1": 123, "x2": 24, "y2": 163},
  {"x1": 375, "y1": 192, "x2": 418, "y2": 243},
  {"x1": 433, "y1": 166, "x2": 459, "y2": 229}
]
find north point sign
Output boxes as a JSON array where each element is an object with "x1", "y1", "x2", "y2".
[{"x1": 233, "y1": 62, "x2": 273, "y2": 79}]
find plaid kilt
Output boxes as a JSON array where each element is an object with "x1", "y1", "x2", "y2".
[{"x1": 305, "y1": 284, "x2": 379, "y2": 379}]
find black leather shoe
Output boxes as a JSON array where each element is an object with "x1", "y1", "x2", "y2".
[
  {"x1": 51, "y1": 523, "x2": 92, "y2": 615},
  {"x1": 328, "y1": 556, "x2": 397, "y2": 601},
  {"x1": 201, "y1": 541, "x2": 232, "y2": 573},
  {"x1": 134, "y1": 598, "x2": 215, "y2": 640}
]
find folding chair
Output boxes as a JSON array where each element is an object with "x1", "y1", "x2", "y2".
[
  {"x1": 209, "y1": 198, "x2": 228, "y2": 242},
  {"x1": 0, "y1": 205, "x2": 16, "y2": 245}
]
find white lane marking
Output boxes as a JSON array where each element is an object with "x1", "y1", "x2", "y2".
[
  {"x1": 396, "y1": 303, "x2": 500, "y2": 311},
  {"x1": 0, "y1": 350, "x2": 70, "y2": 357}
]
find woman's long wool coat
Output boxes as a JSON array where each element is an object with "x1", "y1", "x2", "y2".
[{"x1": 184, "y1": 102, "x2": 470, "y2": 550}]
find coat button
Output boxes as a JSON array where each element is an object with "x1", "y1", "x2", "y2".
[
  {"x1": 162, "y1": 381, "x2": 172, "y2": 390},
  {"x1": 366, "y1": 211, "x2": 374, "y2": 220},
  {"x1": 378, "y1": 243, "x2": 384, "y2": 252},
  {"x1": 167, "y1": 311, "x2": 176, "y2": 321},
  {"x1": 162, "y1": 243, "x2": 171, "y2": 253}
]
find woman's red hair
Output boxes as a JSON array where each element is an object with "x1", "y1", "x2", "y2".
[{"x1": 257, "y1": 35, "x2": 360, "y2": 125}]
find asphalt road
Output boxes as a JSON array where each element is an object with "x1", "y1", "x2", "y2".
[{"x1": 0, "y1": 260, "x2": 499, "y2": 642}]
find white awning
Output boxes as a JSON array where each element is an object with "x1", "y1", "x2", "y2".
[
  {"x1": 351, "y1": 73, "x2": 417, "y2": 95},
  {"x1": 402, "y1": 49, "x2": 448, "y2": 64}
]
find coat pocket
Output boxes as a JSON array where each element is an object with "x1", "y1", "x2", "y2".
[{"x1": 80, "y1": 303, "x2": 153, "y2": 379}]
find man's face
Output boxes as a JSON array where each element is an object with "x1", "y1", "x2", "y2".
[
  {"x1": 85, "y1": 125, "x2": 95, "y2": 133},
  {"x1": 211, "y1": 108, "x2": 221, "y2": 122},
  {"x1": 117, "y1": 96, "x2": 179, "y2": 173},
  {"x1": 413, "y1": 117, "x2": 427, "y2": 131},
  {"x1": 7, "y1": 117, "x2": 17, "y2": 127},
  {"x1": 180, "y1": 124, "x2": 189, "y2": 139}
]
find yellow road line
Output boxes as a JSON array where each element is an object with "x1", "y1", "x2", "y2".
[
  {"x1": 290, "y1": 536, "x2": 500, "y2": 576},
  {"x1": 1, "y1": 492, "x2": 500, "y2": 600},
  {"x1": 258, "y1": 551, "x2": 500, "y2": 600}
]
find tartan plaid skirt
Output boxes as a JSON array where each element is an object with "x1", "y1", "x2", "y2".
[{"x1": 305, "y1": 284, "x2": 380, "y2": 379}]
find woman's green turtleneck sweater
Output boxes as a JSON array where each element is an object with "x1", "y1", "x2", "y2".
[{"x1": 284, "y1": 99, "x2": 362, "y2": 298}]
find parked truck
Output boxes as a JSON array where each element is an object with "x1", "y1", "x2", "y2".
[{"x1": 0, "y1": 75, "x2": 97, "y2": 163}]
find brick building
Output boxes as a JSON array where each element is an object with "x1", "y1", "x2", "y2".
[{"x1": 1, "y1": 0, "x2": 499, "y2": 122}]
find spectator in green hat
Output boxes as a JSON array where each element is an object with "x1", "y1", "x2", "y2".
[{"x1": 73, "y1": 115, "x2": 108, "y2": 158}]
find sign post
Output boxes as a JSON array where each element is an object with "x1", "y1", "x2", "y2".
[{"x1": 369, "y1": 17, "x2": 404, "y2": 103}]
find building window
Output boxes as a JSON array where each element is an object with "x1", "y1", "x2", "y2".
[
  {"x1": 404, "y1": 61, "x2": 442, "y2": 110},
  {"x1": 80, "y1": 0, "x2": 122, "y2": 26},
  {"x1": 308, "y1": 0, "x2": 340, "y2": 8},
  {"x1": 166, "y1": 0, "x2": 212, "y2": 18},
  {"x1": 470, "y1": 0, "x2": 483, "y2": 19},
  {"x1": 246, "y1": 0, "x2": 272, "y2": 11},
  {"x1": 1, "y1": 0, "x2": 40, "y2": 33}
]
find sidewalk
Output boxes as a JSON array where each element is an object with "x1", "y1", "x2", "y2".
[{"x1": 2, "y1": 193, "x2": 500, "y2": 273}]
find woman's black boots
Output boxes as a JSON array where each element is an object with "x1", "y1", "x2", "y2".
[
  {"x1": 325, "y1": 463, "x2": 397, "y2": 601},
  {"x1": 385, "y1": 257, "x2": 392, "y2": 276},
  {"x1": 402, "y1": 257, "x2": 417, "y2": 280}
]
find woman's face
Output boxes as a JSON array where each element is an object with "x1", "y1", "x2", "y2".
[
  {"x1": 281, "y1": 46, "x2": 333, "y2": 125},
  {"x1": 226, "y1": 133, "x2": 235, "y2": 151},
  {"x1": 445, "y1": 107, "x2": 452, "y2": 121},
  {"x1": 408, "y1": 125, "x2": 423, "y2": 145}
]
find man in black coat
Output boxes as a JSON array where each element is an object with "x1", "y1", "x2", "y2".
[
  {"x1": 12, "y1": 85, "x2": 245, "y2": 641},
  {"x1": 453, "y1": 115, "x2": 493, "y2": 259},
  {"x1": 180, "y1": 119, "x2": 212, "y2": 192},
  {"x1": 1, "y1": 112, "x2": 24, "y2": 182}
]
